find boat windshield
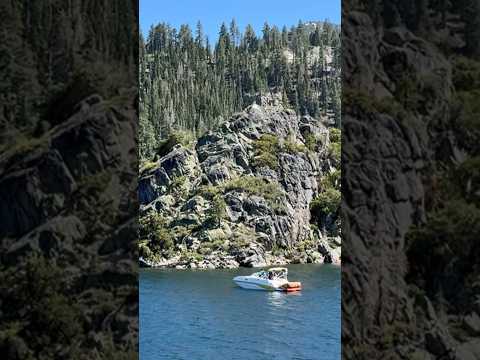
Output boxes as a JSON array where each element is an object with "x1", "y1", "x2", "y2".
[
  {"x1": 268, "y1": 269, "x2": 288, "y2": 280},
  {"x1": 251, "y1": 269, "x2": 288, "y2": 280},
  {"x1": 252, "y1": 271, "x2": 269, "y2": 279}
]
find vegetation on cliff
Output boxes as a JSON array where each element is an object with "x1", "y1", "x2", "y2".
[{"x1": 138, "y1": 100, "x2": 341, "y2": 269}]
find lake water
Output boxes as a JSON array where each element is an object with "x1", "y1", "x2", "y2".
[{"x1": 140, "y1": 264, "x2": 340, "y2": 360}]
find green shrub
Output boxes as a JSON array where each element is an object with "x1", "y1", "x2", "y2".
[
  {"x1": 252, "y1": 134, "x2": 280, "y2": 170},
  {"x1": 154, "y1": 227, "x2": 174, "y2": 250},
  {"x1": 329, "y1": 141, "x2": 341, "y2": 162},
  {"x1": 321, "y1": 169, "x2": 341, "y2": 189},
  {"x1": 224, "y1": 176, "x2": 280, "y2": 197},
  {"x1": 179, "y1": 250, "x2": 203, "y2": 263},
  {"x1": 196, "y1": 185, "x2": 221, "y2": 200},
  {"x1": 406, "y1": 200, "x2": 480, "y2": 271},
  {"x1": 343, "y1": 89, "x2": 407, "y2": 118},
  {"x1": 139, "y1": 213, "x2": 176, "y2": 252},
  {"x1": 296, "y1": 239, "x2": 315, "y2": 252},
  {"x1": 223, "y1": 176, "x2": 284, "y2": 211},
  {"x1": 395, "y1": 72, "x2": 423, "y2": 111},
  {"x1": 174, "y1": 130, "x2": 196, "y2": 147},
  {"x1": 198, "y1": 238, "x2": 227, "y2": 254},
  {"x1": 310, "y1": 188, "x2": 341, "y2": 217},
  {"x1": 198, "y1": 243, "x2": 212, "y2": 255},
  {"x1": 139, "y1": 160, "x2": 158, "y2": 173},
  {"x1": 329, "y1": 128, "x2": 341, "y2": 143},
  {"x1": 284, "y1": 140, "x2": 306, "y2": 154},
  {"x1": 5, "y1": 132, "x2": 49, "y2": 159},
  {"x1": 455, "y1": 156, "x2": 480, "y2": 192},
  {"x1": 229, "y1": 226, "x2": 257, "y2": 249},
  {"x1": 375, "y1": 97, "x2": 408, "y2": 118},
  {"x1": 253, "y1": 133, "x2": 321, "y2": 168},
  {"x1": 171, "y1": 225, "x2": 191, "y2": 242},
  {"x1": 453, "y1": 56, "x2": 480, "y2": 92},
  {"x1": 139, "y1": 213, "x2": 164, "y2": 238},
  {"x1": 199, "y1": 176, "x2": 287, "y2": 219},
  {"x1": 343, "y1": 89, "x2": 377, "y2": 113},
  {"x1": 270, "y1": 243, "x2": 285, "y2": 256},
  {"x1": 155, "y1": 130, "x2": 195, "y2": 159},
  {"x1": 77, "y1": 171, "x2": 112, "y2": 196},
  {"x1": 456, "y1": 90, "x2": 480, "y2": 131},
  {"x1": 155, "y1": 136, "x2": 177, "y2": 159},
  {"x1": 0, "y1": 255, "x2": 83, "y2": 352},
  {"x1": 328, "y1": 128, "x2": 341, "y2": 162},
  {"x1": 206, "y1": 194, "x2": 227, "y2": 227},
  {"x1": 139, "y1": 241, "x2": 152, "y2": 258},
  {"x1": 169, "y1": 175, "x2": 187, "y2": 193},
  {"x1": 305, "y1": 134, "x2": 318, "y2": 151}
]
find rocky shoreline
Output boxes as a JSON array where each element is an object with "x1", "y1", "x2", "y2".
[{"x1": 139, "y1": 236, "x2": 341, "y2": 270}]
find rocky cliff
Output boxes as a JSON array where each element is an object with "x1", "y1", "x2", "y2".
[
  {"x1": 0, "y1": 92, "x2": 138, "y2": 358},
  {"x1": 138, "y1": 96, "x2": 341, "y2": 269},
  {"x1": 343, "y1": 2, "x2": 480, "y2": 359}
]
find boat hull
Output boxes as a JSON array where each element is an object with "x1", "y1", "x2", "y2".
[
  {"x1": 234, "y1": 280, "x2": 276, "y2": 291},
  {"x1": 233, "y1": 276, "x2": 286, "y2": 291},
  {"x1": 233, "y1": 269, "x2": 302, "y2": 292}
]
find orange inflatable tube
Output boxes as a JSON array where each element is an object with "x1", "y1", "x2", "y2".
[
  {"x1": 281, "y1": 282, "x2": 302, "y2": 292},
  {"x1": 285, "y1": 287, "x2": 301, "y2": 292}
]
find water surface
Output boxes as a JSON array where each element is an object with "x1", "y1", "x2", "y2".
[{"x1": 140, "y1": 264, "x2": 340, "y2": 360}]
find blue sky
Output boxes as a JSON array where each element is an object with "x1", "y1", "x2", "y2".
[{"x1": 140, "y1": 0, "x2": 340, "y2": 41}]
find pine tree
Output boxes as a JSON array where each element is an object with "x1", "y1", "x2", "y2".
[
  {"x1": 281, "y1": 26, "x2": 289, "y2": 47},
  {"x1": 230, "y1": 19, "x2": 240, "y2": 46},
  {"x1": 262, "y1": 22, "x2": 271, "y2": 48},
  {"x1": 311, "y1": 25, "x2": 322, "y2": 46},
  {"x1": 243, "y1": 24, "x2": 257, "y2": 53}
]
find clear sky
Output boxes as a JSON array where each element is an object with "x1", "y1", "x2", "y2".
[{"x1": 140, "y1": 0, "x2": 340, "y2": 41}]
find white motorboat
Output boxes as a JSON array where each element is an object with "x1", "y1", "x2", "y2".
[{"x1": 233, "y1": 267, "x2": 302, "y2": 292}]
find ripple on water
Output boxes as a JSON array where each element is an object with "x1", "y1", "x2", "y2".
[{"x1": 140, "y1": 264, "x2": 340, "y2": 360}]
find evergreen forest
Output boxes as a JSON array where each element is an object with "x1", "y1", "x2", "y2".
[{"x1": 139, "y1": 20, "x2": 341, "y2": 160}]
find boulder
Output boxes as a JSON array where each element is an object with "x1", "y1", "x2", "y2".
[
  {"x1": 139, "y1": 147, "x2": 199, "y2": 204},
  {"x1": 464, "y1": 312, "x2": 480, "y2": 335},
  {"x1": 455, "y1": 340, "x2": 480, "y2": 360},
  {"x1": 425, "y1": 330, "x2": 454, "y2": 357},
  {"x1": 6, "y1": 216, "x2": 86, "y2": 263},
  {"x1": 241, "y1": 253, "x2": 267, "y2": 268}
]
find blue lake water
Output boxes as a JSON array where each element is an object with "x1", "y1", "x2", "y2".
[{"x1": 140, "y1": 264, "x2": 340, "y2": 360}]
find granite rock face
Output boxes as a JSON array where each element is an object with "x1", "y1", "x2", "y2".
[
  {"x1": 343, "y1": 2, "x2": 480, "y2": 359},
  {"x1": 139, "y1": 99, "x2": 341, "y2": 269},
  {"x1": 0, "y1": 93, "x2": 138, "y2": 355}
]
